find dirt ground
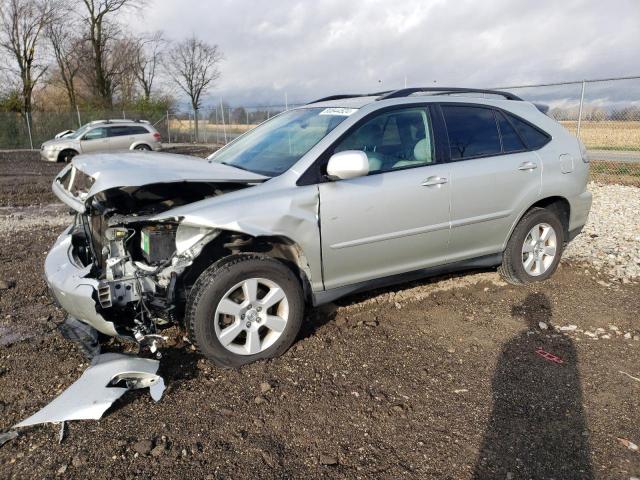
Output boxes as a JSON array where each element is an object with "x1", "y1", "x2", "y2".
[
  {"x1": 0, "y1": 146, "x2": 216, "y2": 208},
  {"x1": 0, "y1": 151, "x2": 639, "y2": 479}
]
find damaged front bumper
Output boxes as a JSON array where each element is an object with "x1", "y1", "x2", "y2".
[{"x1": 45, "y1": 225, "x2": 119, "y2": 336}]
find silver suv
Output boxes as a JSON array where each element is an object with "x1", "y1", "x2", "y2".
[
  {"x1": 46, "y1": 88, "x2": 591, "y2": 367},
  {"x1": 40, "y1": 119, "x2": 162, "y2": 163}
]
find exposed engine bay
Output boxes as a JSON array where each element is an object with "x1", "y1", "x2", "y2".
[
  {"x1": 72, "y1": 181, "x2": 253, "y2": 346},
  {"x1": 47, "y1": 152, "x2": 318, "y2": 362}
]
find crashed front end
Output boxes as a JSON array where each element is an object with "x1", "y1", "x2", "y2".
[{"x1": 46, "y1": 156, "x2": 265, "y2": 343}]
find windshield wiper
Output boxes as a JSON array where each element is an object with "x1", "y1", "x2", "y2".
[{"x1": 218, "y1": 161, "x2": 267, "y2": 175}]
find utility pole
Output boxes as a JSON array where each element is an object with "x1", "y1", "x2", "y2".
[
  {"x1": 576, "y1": 80, "x2": 586, "y2": 138},
  {"x1": 219, "y1": 98, "x2": 228, "y2": 144},
  {"x1": 166, "y1": 111, "x2": 171, "y2": 143}
]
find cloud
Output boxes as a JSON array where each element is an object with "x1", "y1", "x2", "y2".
[{"x1": 130, "y1": 0, "x2": 640, "y2": 106}]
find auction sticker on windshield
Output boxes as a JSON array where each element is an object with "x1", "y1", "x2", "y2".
[{"x1": 319, "y1": 108, "x2": 358, "y2": 116}]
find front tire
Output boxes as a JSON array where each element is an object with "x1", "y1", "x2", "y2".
[
  {"x1": 59, "y1": 149, "x2": 78, "y2": 163},
  {"x1": 498, "y1": 207, "x2": 564, "y2": 285},
  {"x1": 186, "y1": 254, "x2": 304, "y2": 368}
]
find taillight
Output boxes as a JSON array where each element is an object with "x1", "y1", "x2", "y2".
[{"x1": 153, "y1": 132, "x2": 161, "y2": 141}]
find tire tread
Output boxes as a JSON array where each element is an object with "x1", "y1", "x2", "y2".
[
  {"x1": 498, "y1": 207, "x2": 564, "y2": 285},
  {"x1": 185, "y1": 253, "x2": 303, "y2": 368}
]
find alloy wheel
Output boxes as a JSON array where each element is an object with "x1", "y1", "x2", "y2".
[
  {"x1": 213, "y1": 278, "x2": 289, "y2": 355},
  {"x1": 521, "y1": 222, "x2": 557, "y2": 276}
]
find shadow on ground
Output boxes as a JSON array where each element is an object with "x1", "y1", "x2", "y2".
[{"x1": 473, "y1": 292, "x2": 593, "y2": 479}]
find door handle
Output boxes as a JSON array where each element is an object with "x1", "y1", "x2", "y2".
[
  {"x1": 422, "y1": 176, "x2": 448, "y2": 186},
  {"x1": 518, "y1": 161, "x2": 538, "y2": 171}
]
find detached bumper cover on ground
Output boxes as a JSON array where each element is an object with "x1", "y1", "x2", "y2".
[{"x1": 14, "y1": 353, "x2": 164, "y2": 428}]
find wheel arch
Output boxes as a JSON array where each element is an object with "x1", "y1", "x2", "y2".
[
  {"x1": 57, "y1": 148, "x2": 79, "y2": 163},
  {"x1": 503, "y1": 196, "x2": 571, "y2": 249},
  {"x1": 183, "y1": 230, "x2": 314, "y2": 304}
]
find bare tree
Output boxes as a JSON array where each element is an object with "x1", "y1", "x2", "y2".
[
  {"x1": 46, "y1": 13, "x2": 83, "y2": 110},
  {"x1": 165, "y1": 35, "x2": 222, "y2": 140},
  {"x1": 80, "y1": 0, "x2": 140, "y2": 107},
  {"x1": 115, "y1": 36, "x2": 143, "y2": 105},
  {"x1": 0, "y1": 0, "x2": 55, "y2": 113},
  {"x1": 134, "y1": 31, "x2": 165, "y2": 101}
]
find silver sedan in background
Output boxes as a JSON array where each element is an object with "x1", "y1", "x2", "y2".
[{"x1": 40, "y1": 119, "x2": 162, "y2": 162}]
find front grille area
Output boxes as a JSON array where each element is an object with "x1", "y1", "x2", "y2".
[{"x1": 97, "y1": 283, "x2": 112, "y2": 308}]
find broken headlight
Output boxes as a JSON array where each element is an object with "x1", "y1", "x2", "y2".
[
  {"x1": 69, "y1": 169, "x2": 95, "y2": 195},
  {"x1": 175, "y1": 224, "x2": 216, "y2": 255}
]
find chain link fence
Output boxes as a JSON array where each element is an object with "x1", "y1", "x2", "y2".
[
  {"x1": 163, "y1": 104, "x2": 302, "y2": 144},
  {"x1": 496, "y1": 76, "x2": 640, "y2": 186},
  {"x1": 1, "y1": 77, "x2": 638, "y2": 184}
]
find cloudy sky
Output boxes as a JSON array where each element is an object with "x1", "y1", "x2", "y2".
[{"x1": 129, "y1": 0, "x2": 640, "y2": 107}]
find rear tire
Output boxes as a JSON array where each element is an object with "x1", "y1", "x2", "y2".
[
  {"x1": 498, "y1": 207, "x2": 564, "y2": 285},
  {"x1": 186, "y1": 254, "x2": 304, "y2": 368},
  {"x1": 134, "y1": 144, "x2": 151, "y2": 151}
]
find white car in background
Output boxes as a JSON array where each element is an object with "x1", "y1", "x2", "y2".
[{"x1": 41, "y1": 119, "x2": 162, "y2": 163}]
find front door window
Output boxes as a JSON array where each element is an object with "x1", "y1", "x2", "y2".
[{"x1": 332, "y1": 107, "x2": 435, "y2": 174}]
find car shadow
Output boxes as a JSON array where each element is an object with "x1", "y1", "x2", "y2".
[
  {"x1": 472, "y1": 292, "x2": 593, "y2": 479},
  {"x1": 300, "y1": 268, "x2": 496, "y2": 342},
  {"x1": 298, "y1": 303, "x2": 339, "y2": 341},
  {"x1": 106, "y1": 344, "x2": 200, "y2": 415},
  {"x1": 329, "y1": 267, "x2": 496, "y2": 309}
]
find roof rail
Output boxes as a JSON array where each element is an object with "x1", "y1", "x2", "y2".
[
  {"x1": 306, "y1": 91, "x2": 393, "y2": 105},
  {"x1": 376, "y1": 87, "x2": 523, "y2": 101},
  {"x1": 88, "y1": 118, "x2": 150, "y2": 125}
]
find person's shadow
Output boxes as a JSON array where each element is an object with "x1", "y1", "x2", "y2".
[{"x1": 473, "y1": 293, "x2": 593, "y2": 479}]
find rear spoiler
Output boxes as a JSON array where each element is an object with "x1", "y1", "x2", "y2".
[{"x1": 533, "y1": 103, "x2": 550, "y2": 114}]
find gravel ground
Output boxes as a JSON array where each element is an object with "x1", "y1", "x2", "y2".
[
  {"x1": 0, "y1": 151, "x2": 639, "y2": 479},
  {"x1": 564, "y1": 183, "x2": 640, "y2": 282}
]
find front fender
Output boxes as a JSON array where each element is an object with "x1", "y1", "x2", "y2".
[{"x1": 150, "y1": 184, "x2": 324, "y2": 290}]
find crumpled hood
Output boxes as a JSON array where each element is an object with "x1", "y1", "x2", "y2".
[
  {"x1": 42, "y1": 137, "x2": 78, "y2": 149},
  {"x1": 75, "y1": 152, "x2": 268, "y2": 192},
  {"x1": 53, "y1": 151, "x2": 268, "y2": 212}
]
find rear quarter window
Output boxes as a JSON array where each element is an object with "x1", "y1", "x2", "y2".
[{"x1": 505, "y1": 113, "x2": 550, "y2": 149}]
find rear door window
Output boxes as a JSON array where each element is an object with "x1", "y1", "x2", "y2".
[
  {"x1": 495, "y1": 111, "x2": 526, "y2": 152},
  {"x1": 108, "y1": 126, "x2": 132, "y2": 137},
  {"x1": 505, "y1": 113, "x2": 550, "y2": 149},
  {"x1": 129, "y1": 126, "x2": 149, "y2": 135},
  {"x1": 442, "y1": 106, "x2": 501, "y2": 160}
]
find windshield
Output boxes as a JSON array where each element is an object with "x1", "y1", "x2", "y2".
[
  {"x1": 209, "y1": 107, "x2": 355, "y2": 176},
  {"x1": 67, "y1": 124, "x2": 92, "y2": 139}
]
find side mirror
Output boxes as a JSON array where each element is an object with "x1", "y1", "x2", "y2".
[{"x1": 326, "y1": 150, "x2": 369, "y2": 180}]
